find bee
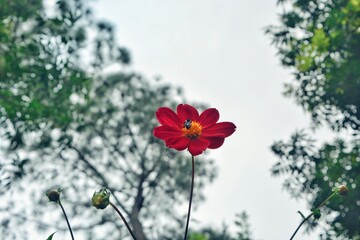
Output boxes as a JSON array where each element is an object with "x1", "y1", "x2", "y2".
[{"x1": 184, "y1": 119, "x2": 192, "y2": 129}]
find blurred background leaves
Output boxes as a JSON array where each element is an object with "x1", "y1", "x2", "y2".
[
  {"x1": 1, "y1": 0, "x2": 360, "y2": 239},
  {"x1": 0, "y1": 0, "x2": 217, "y2": 239},
  {"x1": 267, "y1": 0, "x2": 360, "y2": 239}
]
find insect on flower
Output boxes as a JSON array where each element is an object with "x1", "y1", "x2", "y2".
[{"x1": 184, "y1": 119, "x2": 192, "y2": 129}]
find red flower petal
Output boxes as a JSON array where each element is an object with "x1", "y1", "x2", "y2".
[
  {"x1": 205, "y1": 136, "x2": 225, "y2": 149},
  {"x1": 188, "y1": 138, "x2": 210, "y2": 156},
  {"x1": 177, "y1": 104, "x2": 199, "y2": 122},
  {"x1": 156, "y1": 107, "x2": 181, "y2": 128},
  {"x1": 199, "y1": 108, "x2": 219, "y2": 128},
  {"x1": 153, "y1": 126, "x2": 182, "y2": 140},
  {"x1": 165, "y1": 137, "x2": 190, "y2": 151},
  {"x1": 202, "y1": 122, "x2": 236, "y2": 138}
]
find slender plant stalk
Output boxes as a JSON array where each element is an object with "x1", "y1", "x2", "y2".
[
  {"x1": 289, "y1": 191, "x2": 338, "y2": 240},
  {"x1": 183, "y1": 155, "x2": 195, "y2": 240},
  {"x1": 289, "y1": 214, "x2": 313, "y2": 240},
  {"x1": 58, "y1": 200, "x2": 75, "y2": 240},
  {"x1": 317, "y1": 191, "x2": 338, "y2": 209},
  {"x1": 109, "y1": 201, "x2": 137, "y2": 240}
]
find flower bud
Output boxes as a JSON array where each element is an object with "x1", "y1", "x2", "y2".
[
  {"x1": 46, "y1": 189, "x2": 61, "y2": 202},
  {"x1": 338, "y1": 185, "x2": 349, "y2": 196},
  {"x1": 92, "y1": 188, "x2": 110, "y2": 209},
  {"x1": 312, "y1": 208, "x2": 321, "y2": 219}
]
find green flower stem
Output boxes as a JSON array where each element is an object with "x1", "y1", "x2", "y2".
[
  {"x1": 109, "y1": 201, "x2": 137, "y2": 240},
  {"x1": 58, "y1": 200, "x2": 75, "y2": 240},
  {"x1": 183, "y1": 155, "x2": 195, "y2": 240},
  {"x1": 317, "y1": 191, "x2": 338, "y2": 209},
  {"x1": 289, "y1": 190, "x2": 338, "y2": 240}
]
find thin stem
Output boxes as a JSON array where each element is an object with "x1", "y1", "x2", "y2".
[
  {"x1": 58, "y1": 200, "x2": 75, "y2": 240},
  {"x1": 289, "y1": 214, "x2": 312, "y2": 240},
  {"x1": 289, "y1": 191, "x2": 338, "y2": 240},
  {"x1": 183, "y1": 155, "x2": 195, "y2": 240},
  {"x1": 109, "y1": 201, "x2": 137, "y2": 240},
  {"x1": 318, "y1": 191, "x2": 337, "y2": 208}
]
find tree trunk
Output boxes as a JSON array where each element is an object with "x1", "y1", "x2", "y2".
[
  {"x1": 130, "y1": 173, "x2": 147, "y2": 240},
  {"x1": 130, "y1": 209, "x2": 147, "y2": 240}
]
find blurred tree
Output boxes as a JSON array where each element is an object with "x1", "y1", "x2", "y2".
[
  {"x1": 272, "y1": 132, "x2": 360, "y2": 239},
  {"x1": 267, "y1": 0, "x2": 360, "y2": 131},
  {"x1": 0, "y1": 72, "x2": 217, "y2": 240},
  {"x1": 190, "y1": 226, "x2": 233, "y2": 240},
  {"x1": 0, "y1": 0, "x2": 128, "y2": 191},
  {"x1": 0, "y1": 0, "x2": 216, "y2": 239},
  {"x1": 189, "y1": 212, "x2": 253, "y2": 240},
  {"x1": 267, "y1": 0, "x2": 360, "y2": 239},
  {"x1": 1, "y1": 0, "x2": 87, "y2": 133},
  {"x1": 234, "y1": 212, "x2": 252, "y2": 240}
]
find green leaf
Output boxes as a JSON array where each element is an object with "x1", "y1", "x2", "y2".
[
  {"x1": 296, "y1": 55, "x2": 314, "y2": 72},
  {"x1": 189, "y1": 233, "x2": 208, "y2": 240},
  {"x1": 311, "y1": 28, "x2": 329, "y2": 52},
  {"x1": 46, "y1": 232, "x2": 56, "y2": 240}
]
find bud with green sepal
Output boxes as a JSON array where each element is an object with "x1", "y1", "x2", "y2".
[
  {"x1": 92, "y1": 188, "x2": 136, "y2": 239},
  {"x1": 312, "y1": 208, "x2": 321, "y2": 220},
  {"x1": 290, "y1": 184, "x2": 349, "y2": 240},
  {"x1": 92, "y1": 188, "x2": 110, "y2": 210}
]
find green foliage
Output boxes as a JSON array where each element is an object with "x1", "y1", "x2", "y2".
[
  {"x1": 0, "y1": 0, "x2": 90, "y2": 193},
  {"x1": 272, "y1": 132, "x2": 360, "y2": 238},
  {"x1": 0, "y1": 0, "x2": 130, "y2": 140},
  {"x1": 192, "y1": 226, "x2": 233, "y2": 240},
  {"x1": 267, "y1": 0, "x2": 360, "y2": 130},
  {"x1": 189, "y1": 212, "x2": 253, "y2": 240},
  {"x1": 0, "y1": 0, "x2": 129, "y2": 193},
  {"x1": 268, "y1": 0, "x2": 360, "y2": 239},
  {"x1": 234, "y1": 212, "x2": 252, "y2": 240},
  {"x1": 189, "y1": 233, "x2": 209, "y2": 240},
  {"x1": 0, "y1": 0, "x2": 90, "y2": 132}
]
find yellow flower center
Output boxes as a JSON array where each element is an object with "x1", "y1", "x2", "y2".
[{"x1": 182, "y1": 119, "x2": 202, "y2": 138}]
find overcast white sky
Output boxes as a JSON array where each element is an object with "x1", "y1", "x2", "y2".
[{"x1": 94, "y1": 1, "x2": 319, "y2": 239}]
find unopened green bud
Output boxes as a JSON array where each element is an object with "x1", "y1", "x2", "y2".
[
  {"x1": 338, "y1": 185, "x2": 349, "y2": 196},
  {"x1": 92, "y1": 188, "x2": 110, "y2": 209},
  {"x1": 312, "y1": 208, "x2": 321, "y2": 219},
  {"x1": 46, "y1": 188, "x2": 61, "y2": 202}
]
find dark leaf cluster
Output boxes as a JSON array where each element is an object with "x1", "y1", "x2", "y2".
[
  {"x1": 268, "y1": 0, "x2": 360, "y2": 239},
  {"x1": 271, "y1": 131, "x2": 360, "y2": 239},
  {"x1": 267, "y1": 0, "x2": 360, "y2": 131}
]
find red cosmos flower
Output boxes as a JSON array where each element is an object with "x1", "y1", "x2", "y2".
[{"x1": 153, "y1": 104, "x2": 236, "y2": 156}]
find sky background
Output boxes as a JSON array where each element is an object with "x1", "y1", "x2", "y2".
[{"x1": 93, "y1": 1, "x2": 322, "y2": 239}]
